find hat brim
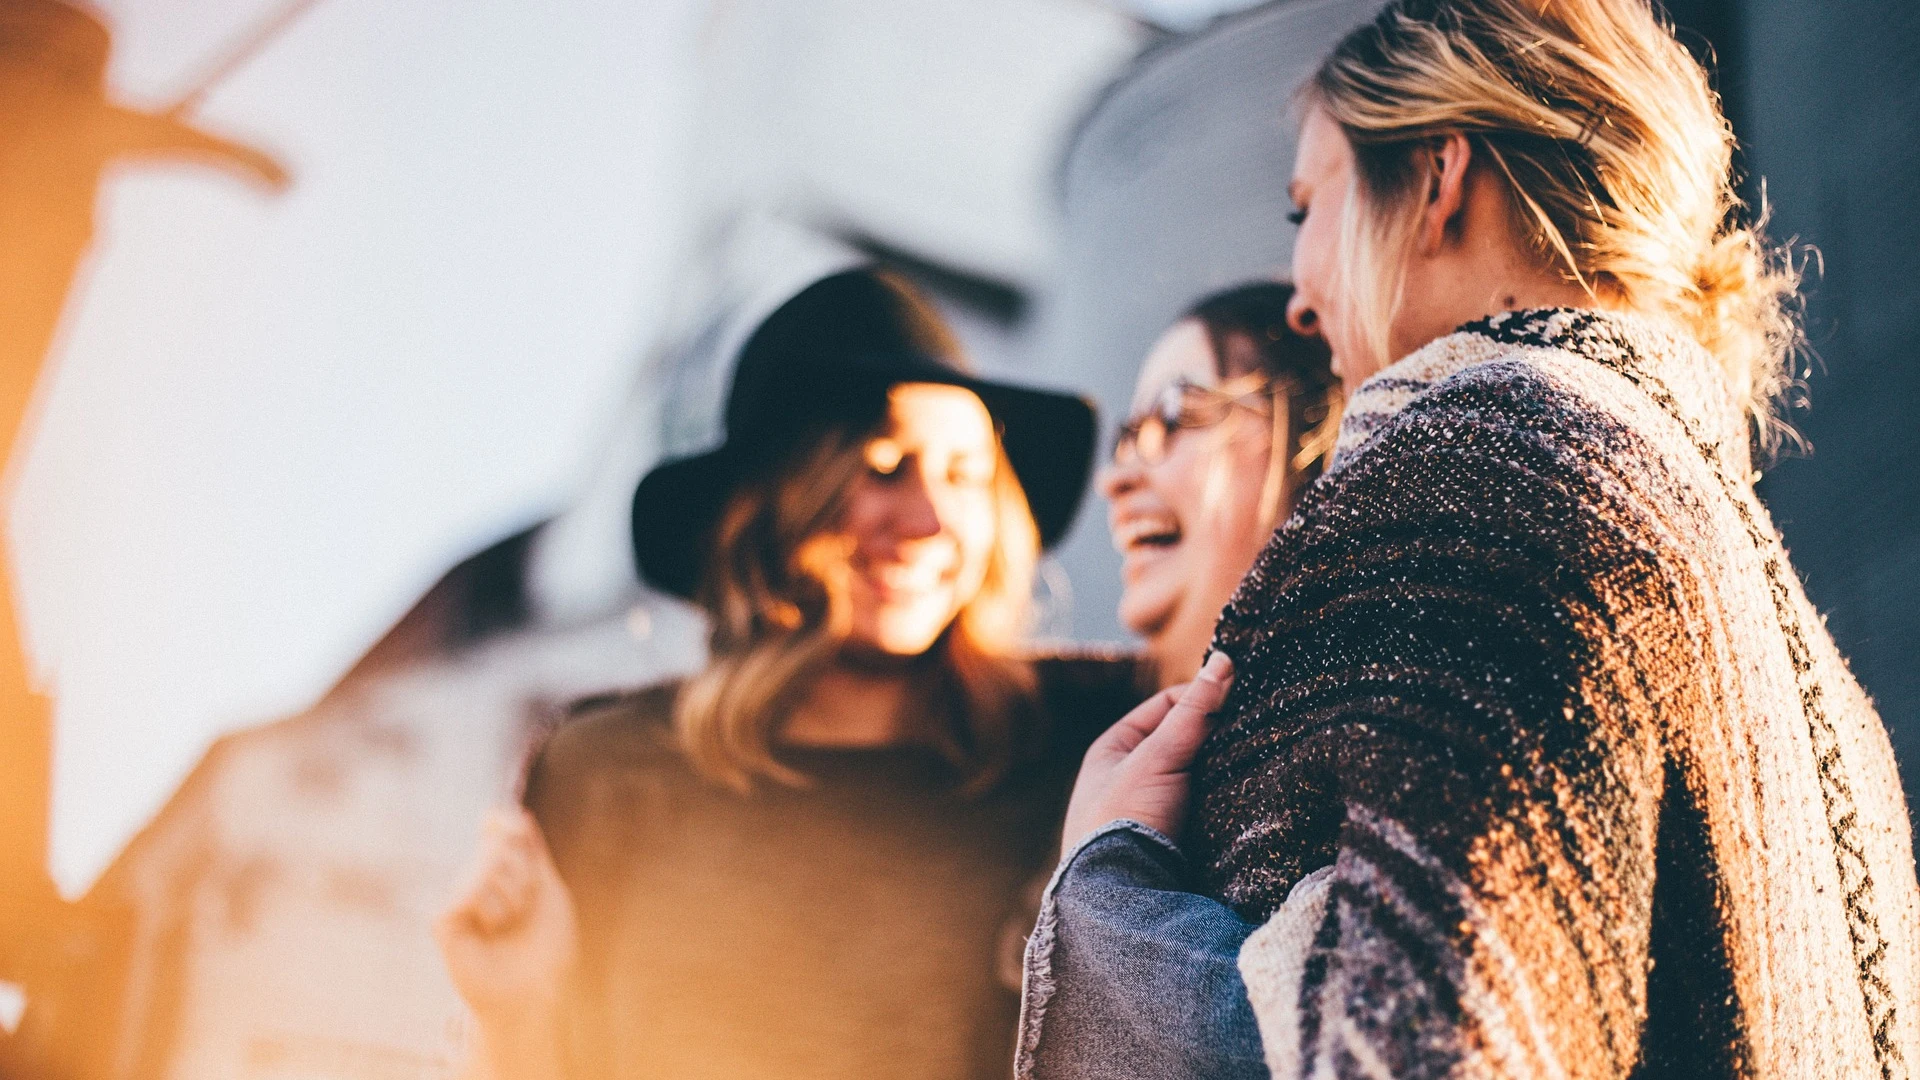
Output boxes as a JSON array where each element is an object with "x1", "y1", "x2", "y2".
[{"x1": 631, "y1": 369, "x2": 1095, "y2": 599}]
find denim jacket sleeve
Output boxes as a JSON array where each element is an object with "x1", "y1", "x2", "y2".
[{"x1": 1014, "y1": 820, "x2": 1270, "y2": 1080}]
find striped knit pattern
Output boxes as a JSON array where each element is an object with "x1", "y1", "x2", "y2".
[{"x1": 1195, "y1": 309, "x2": 1920, "y2": 1079}]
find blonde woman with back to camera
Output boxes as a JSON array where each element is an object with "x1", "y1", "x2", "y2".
[{"x1": 1020, "y1": 2, "x2": 1920, "y2": 1079}]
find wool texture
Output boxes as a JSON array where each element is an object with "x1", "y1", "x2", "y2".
[{"x1": 1195, "y1": 309, "x2": 1919, "y2": 1080}]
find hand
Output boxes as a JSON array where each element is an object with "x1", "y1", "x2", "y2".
[
  {"x1": 1061, "y1": 651, "x2": 1234, "y2": 853},
  {"x1": 435, "y1": 806, "x2": 578, "y2": 1024}
]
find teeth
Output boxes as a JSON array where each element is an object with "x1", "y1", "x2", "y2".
[
  {"x1": 1112, "y1": 516, "x2": 1182, "y2": 551},
  {"x1": 870, "y1": 562, "x2": 945, "y2": 592}
]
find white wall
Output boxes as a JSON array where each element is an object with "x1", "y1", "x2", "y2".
[
  {"x1": 13, "y1": 0, "x2": 706, "y2": 898},
  {"x1": 10, "y1": 0, "x2": 1142, "y2": 902}
]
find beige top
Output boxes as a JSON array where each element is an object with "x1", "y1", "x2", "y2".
[{"x1": 525, "y1": 656, "x2": 1142, "y2": 1080}]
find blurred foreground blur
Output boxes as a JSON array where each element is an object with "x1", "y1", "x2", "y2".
[{"x1": 2, "y1": 0, "x2": 1915, "y2": 1077}]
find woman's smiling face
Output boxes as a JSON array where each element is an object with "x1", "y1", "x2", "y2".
[
  {"x1": 1099, "y1": 320, "x2": 1282, "y2": 686},
  {"x1": 834, "y1": 382, "x2": 1000, "y2": 658}
]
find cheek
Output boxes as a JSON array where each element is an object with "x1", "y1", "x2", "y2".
[
  {"x1": 1192, "y1": 437, "x2": 1271, "y2": 537},
  {"x1": 1137, "y1": 447, "x2": 1219, "y2": 553},
  {"x1": 951, "y1": 499, "x2": 999, "y2": 582},
  {"x1": 1293, "y1": 218, "x2": 1338, "y2": 318},
  {"x1": 839, "y1": 480, "x2": 884, "y2": 544},
  {"x1": 1156, "y1": 454, "x2": 1209, "y2": 525}
]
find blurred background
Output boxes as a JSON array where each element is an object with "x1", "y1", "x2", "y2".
[{"x1": 0, "y1": 0, "x2": 1913, "y2": 1076}]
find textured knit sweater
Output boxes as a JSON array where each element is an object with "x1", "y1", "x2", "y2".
[{"x1": 1193, "y1": 309, "x2": 1919, "y2": 1080}]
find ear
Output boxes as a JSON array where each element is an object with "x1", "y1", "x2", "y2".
[
  {"x1": 1285, "y1": 288, "x2": 1319, "y2": 337},
  {"x1": 1416, "y1": 132, "x2": 1474, "y2": 255}
]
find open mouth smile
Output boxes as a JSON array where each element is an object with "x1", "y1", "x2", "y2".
[{"x1": 1112, "y1": 514, "x2": 1183, "y2": 553}]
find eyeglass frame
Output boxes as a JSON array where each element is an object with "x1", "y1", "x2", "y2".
[
  {"x1": 1111, "y1": 370, "x2": 1343, "y2": 527},
  {"x1": 1109, "y1": 372, "x2": 1280, "y2": 467}
]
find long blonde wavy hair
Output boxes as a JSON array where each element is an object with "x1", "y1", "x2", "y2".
[
  {"x1": 1306, "y1": 0, "x2": 1803, "y2": 454},
  {"x1": 672, "y1": 409, "x2": 1042, "y2": 796}
]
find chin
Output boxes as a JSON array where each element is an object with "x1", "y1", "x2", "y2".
[
  {"x1": 1116, "y1": 592, "x2": 1177, "y2": 644},
  {"x1": 859, "y1": 612, "x2": 956, "y2": 658}
]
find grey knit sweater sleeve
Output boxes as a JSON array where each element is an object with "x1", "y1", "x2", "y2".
[{"x1": 1193, "y1": 311, "x2": 1920, "y2": 1080}]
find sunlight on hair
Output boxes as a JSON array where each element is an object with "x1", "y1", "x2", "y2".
[
  {"x1": 674, "y1": 428, "x2": 1039, "y2": 794},
  {"x1": 1305, "y1": 0, "x2": 1805, "y2": 455}
]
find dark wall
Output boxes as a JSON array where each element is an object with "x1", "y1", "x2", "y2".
[{"x1": 1728, "y1": 0, "x2": 1920, "y2": 828}]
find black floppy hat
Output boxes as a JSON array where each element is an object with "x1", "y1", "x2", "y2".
[{"x1": 632, "y1": 269, "x2": 1097, "y2": 600}]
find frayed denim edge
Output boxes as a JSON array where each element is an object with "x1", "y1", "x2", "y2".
[{"x1": 1013, "y1": 819, "x2": 1184, "y2": 1080}]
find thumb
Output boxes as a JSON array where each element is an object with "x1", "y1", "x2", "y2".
[{"x1": 1134, "y1": 651, "x2": 1233, "y2": 773}]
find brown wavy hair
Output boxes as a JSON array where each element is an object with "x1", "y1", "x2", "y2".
[
  {"x1": 1186, "y1": 281, "x2": 1344, "y2": 527},
  {"x1": 672, "y1": 274, "x2": 1041, "y2": 795}
]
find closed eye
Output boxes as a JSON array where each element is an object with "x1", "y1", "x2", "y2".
[
  {"x1": 865, "y1": 438, "x2": 905, "y2": 476},
  {"x1": 1286, "y1": 207, "x2": 1307, "y2": 226}
]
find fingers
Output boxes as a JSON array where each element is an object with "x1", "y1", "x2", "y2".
[
  {"x1": 1134, "y1": 651, "x2": 1234, "y2": 772},
  {"x1": 439, "y1": 807, "x2": 547, "y2": 939},
  {"x1": 1179, "y1": 650, "x2": 1234, "y2": 716},
  {"x1": 1059, "y1": 653, "x2": 1236, "y2": 848},
  {"x1": 1089, "y1": 684, "x2": 1187, "y2": 759}
]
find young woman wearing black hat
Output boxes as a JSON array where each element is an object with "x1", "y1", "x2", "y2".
[{"x1": 434, "y1": 268, "x2": 1141, "y2": 1080}]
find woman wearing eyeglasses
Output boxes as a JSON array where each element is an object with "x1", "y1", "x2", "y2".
[{"x1": 1101, "y1": 282, "x2": 1339, "y2": 690}]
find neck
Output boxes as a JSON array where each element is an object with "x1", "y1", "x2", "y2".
[
  {"x1": 1390, "y1": 269, "x2": 1598, "y2": 372},
  {"x1": 781, "y1": 658, "x2": 921, "y2": 748},
  {"x1": 1147, "y1": 636, "x2": 1203, "y2": 690},
  {"x1": 1381, "y1": 164, "x2": 1617, "y2": 379}
]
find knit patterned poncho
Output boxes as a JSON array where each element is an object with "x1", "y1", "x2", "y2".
[{"x1": 1194, "y1": 310, "x2": 1919, "y2": 1080}]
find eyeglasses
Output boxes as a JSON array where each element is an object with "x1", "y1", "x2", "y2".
[{"x1": 1111, "y1": 373, "x2": 1275, "y2": 466}]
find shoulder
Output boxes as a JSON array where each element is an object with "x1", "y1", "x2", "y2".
[
  {"x1": 1222, "y1": 315, "x2": 1717, "y2": 637},
  {"x1": 1310, "y1": 363, "x2": 1621, "y2": 552},
  {"x1": 1242, "y1": 364, "x2": 1661, "y2": 624},
  {"x1": 525, "y1": 681, "x2": 683, "y2": 807},
  {"x1": 1374, "y1": 309, "x2": 1732, "y2": 477},
  {"x1": 1367, "y1": 347, "x2": 1622, "y2": 460},
  {"x1": 1331, "y1": 308, "x2": 1731, "y2": 485},
  {"x1": 1218, "y1": 318, "x2": 1708, "y2": 669},
  {"x1": 1314, "y1": 345, "x2": 1699, "y2": 559},
  {"x1": 523, "y1": 681, "x2": 697, "y2": 874}
]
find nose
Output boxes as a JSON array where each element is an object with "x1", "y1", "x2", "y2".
[
  {"x1": 1286, "y1": 290, "x2": 1320, "y2": 338},
  {"x1": 889, "y1": 466, "x2": 944, "y2": 542},
  {"x1": 1097, "y1": 455, "x2": 1144, "y2": 502}
]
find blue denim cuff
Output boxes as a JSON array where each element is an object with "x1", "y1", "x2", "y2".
[
  {"x1": 1056, "y1": 818, "x2": 1186, "y2": 891},
  {"x1": 1015, "y1": 820, "x2": 1266, "y2": 1080}
]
